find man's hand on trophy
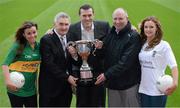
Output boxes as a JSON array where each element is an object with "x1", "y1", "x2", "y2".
[
  {"x1": 92, "y1": 39, "x2": 103, "y2": 56},
  {"x1": 68, "y1": 75, "x2": 78, "y2": 86},
  {"x1": 67, "y1": 46, "x2": 78, "y2": 59},
  {"x1": 94, "y1": 39, "x2": 103, "y2": 49},
  {"x1": 95, "y1": 73, "x2": 106, "y2": 85}
]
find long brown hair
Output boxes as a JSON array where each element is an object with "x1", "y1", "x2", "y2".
[
  {"x1": 140, "y1": 16, "x2": 163, "y2": 49},
  {"x1": 15, "y1": 21, "x2": 38, "y2": 59}
]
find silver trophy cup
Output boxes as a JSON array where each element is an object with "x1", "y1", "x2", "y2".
[{"x1": 68, "y1": 40, "x2": 97, "y2": 85}]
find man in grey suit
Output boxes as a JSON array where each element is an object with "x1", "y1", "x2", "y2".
[{"x1": 68, "y1": 4, "x2": 110, "y2": 107}]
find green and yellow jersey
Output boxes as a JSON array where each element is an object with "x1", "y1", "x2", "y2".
[{"x1": 2, "y1": 42, "x2": 41, "y2": 97}]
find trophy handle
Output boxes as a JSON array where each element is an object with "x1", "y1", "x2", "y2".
[
  {"x1": 92, "y1": 39, "x2": 103, "y2": 56},
  {"x1": 67, "y1": 41, "x2": 76, "y2": 47},
  {"x1": 92, "y1": 40, "x2": 97, "y2": 56}
]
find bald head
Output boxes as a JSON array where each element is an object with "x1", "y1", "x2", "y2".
[
  {"x1": 112, "y1": 8, "x2": 128, "y2": 18},
  {"x1": 112, "y1": 8, "x2": 128, "y2": 31}
]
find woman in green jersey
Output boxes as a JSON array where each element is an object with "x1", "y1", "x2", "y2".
[{"x1": 2, "y1": 21, "x2": 41, "y2": 107}]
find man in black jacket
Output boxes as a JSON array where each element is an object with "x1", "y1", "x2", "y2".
[
  {"x1": 95, "y1": 8, "x2": 141, "y2": 107},
  {"x1": 68, "y1": 4, "x2": 110, "y2": 107},
  {"x1": 39, "y1": 12, "x2": 77, "y2": 107}
]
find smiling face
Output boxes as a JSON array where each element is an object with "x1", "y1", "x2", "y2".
[
  {"x1": 80, "y1": 8, "x2": 94, "y2": 30},
  {"x1": 140, "y1": 16, "x2": 163, "y2": 48},
  {"x1": 54, "y1": 17, "x2": 70, "y2": 36},
  {"x1": 112, "y1": 9, "x2": 128, "y2": 32},
  {"x1": 23, "y1": 26, "x2": 37, "y2": 44},
  {"x1": 144, "y1": 20, "x2": 157, "y2": 41}
]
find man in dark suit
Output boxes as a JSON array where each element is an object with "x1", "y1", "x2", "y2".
[
  {"x1": 39, "y1": 12, "x2": 77, "y2": 107},
  {"x1": 68, "y1": 4, "x2": 110, "y2": 107}
]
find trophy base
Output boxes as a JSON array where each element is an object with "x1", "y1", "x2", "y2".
[{"x1": 77, "y1": 78, "x2": 96, "y2": 86}]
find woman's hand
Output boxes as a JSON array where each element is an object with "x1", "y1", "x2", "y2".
[
  {"x1": 2, "y1": 65, "x2": 19, "y2": 92},
  {"x1": 6, "y1": 80, "x2": 18, "y2": 92},
  {"x1": 165, "y1": 67, "x2": 179, "y2": 95},
  {"x1": 165, "y1": 84, "x2": 177, "y2": 95}
]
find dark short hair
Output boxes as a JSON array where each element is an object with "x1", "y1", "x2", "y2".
[{"x1": 79, "y1": 4, "x2": 94, "y2": 15}]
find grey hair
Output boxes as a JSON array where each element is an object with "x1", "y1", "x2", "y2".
[
  {"x1": 112, "y1": 8, "x2": 128, "y2": 18},
  {"x1": 54, "y1": 12, "x2": 71, "y2": 23}
]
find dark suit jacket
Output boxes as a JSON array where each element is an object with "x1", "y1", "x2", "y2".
[
  {"x1": 68, "y1": 21, "x2": 110, "y2": 78},
  {"x1": 39, "y1": 30, "x2": 72, "y2": 97}
]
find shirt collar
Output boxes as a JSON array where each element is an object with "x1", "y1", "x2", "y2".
[
  {"x1": 115, "y1": 29, "x2": 120, "y2": 34},
  {"x1": 81, "y1": 22, "x2": 94, "y2": 31}
]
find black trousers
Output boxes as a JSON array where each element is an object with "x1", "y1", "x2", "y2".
[
  {"x1": 7, "y1": 92, "x2": 37, "y2": 108},
  {"x1": 76, "y1": 84, "x2": 106, "y2": 107},
  {"x1": 39, "y1": 90, "x2": 72, "y2": 107}
]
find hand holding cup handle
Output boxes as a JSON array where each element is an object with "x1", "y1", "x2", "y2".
[
  {"x1": 94, "y1": 39, "x2": 103, "y2": 49},
  {"x1": 67, "y1": 42, "x2": 78, "y2": 58}
]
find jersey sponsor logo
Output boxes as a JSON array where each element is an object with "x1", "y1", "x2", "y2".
[
  {"x1": 25, "y1": 55, "x2": 32, "y2": 59},
  {"x1": 140, "y1": 60, "x2": 155, "y2": 69},
  {"x1": 9, "y1": 61, "x2": 40, "y2": 72}
]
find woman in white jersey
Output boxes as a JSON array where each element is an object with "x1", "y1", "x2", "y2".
[{"x1": 138, "y1": 16, "x2": 178, "y2": 107}]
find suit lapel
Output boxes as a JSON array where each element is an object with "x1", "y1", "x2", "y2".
[
  {"x1": 52, "y1": 31, "x2": 66, "y2": 59},
  {"x1": 94, "y1": 22, "x2": 98, "y2": 39},
  {"x1": 94, "y1": 21, "x2": 105, "y2": 40},
  {"x1": 66, "y1": 34, "x2": 72, "y2": 59},
  {"x1": 77, "y1": 22, "x2": 82, "y2": 40}
]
